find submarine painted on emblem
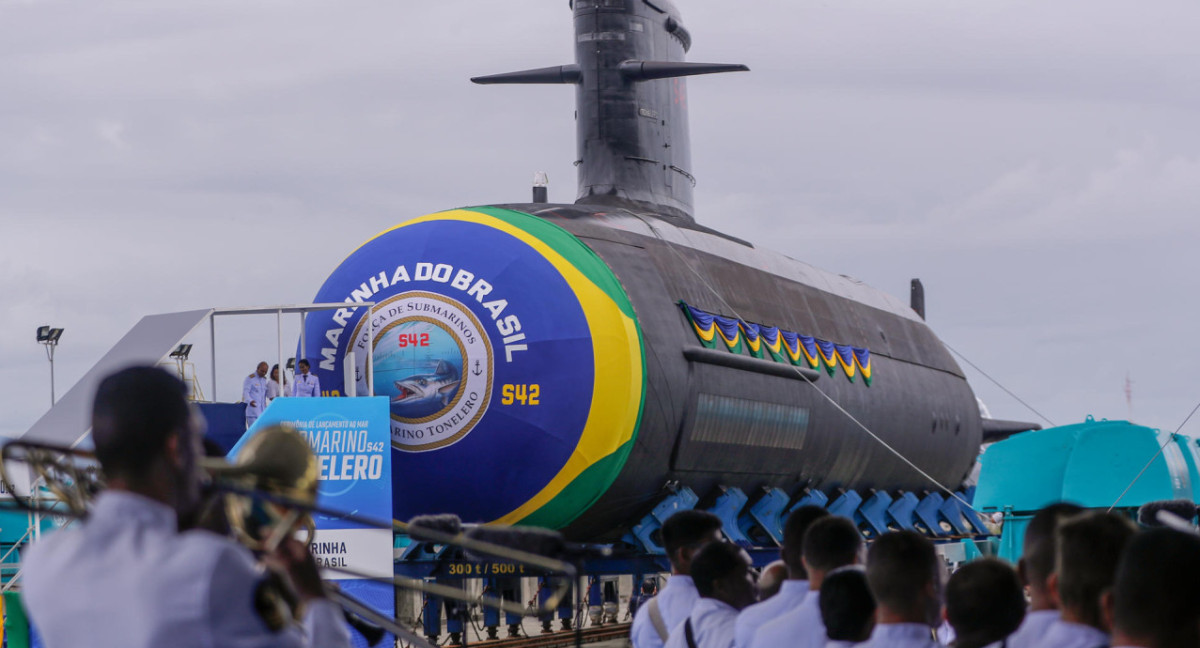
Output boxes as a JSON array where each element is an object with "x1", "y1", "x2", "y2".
[{"x1": 301, "y1": 0, "x2": 1032, "y2": 540}]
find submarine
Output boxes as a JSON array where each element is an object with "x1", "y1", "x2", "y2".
[{"x1": 300, "y1": 0, "x2": 1029, "y2": 542}]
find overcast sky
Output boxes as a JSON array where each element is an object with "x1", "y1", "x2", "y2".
[{"x1": 3, "y1": 0, "x2": 1199, "y2": 442}]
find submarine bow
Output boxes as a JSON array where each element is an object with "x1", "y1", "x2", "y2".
[{"x1": 303, "y1": 208, "x2": 645, "y2": 529}]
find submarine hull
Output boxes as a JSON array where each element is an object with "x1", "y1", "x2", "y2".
[{"x1": 301, "y1": 204, "x2": 981, "y2": 541}]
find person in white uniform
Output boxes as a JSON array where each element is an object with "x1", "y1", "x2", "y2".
[
  {"x1": 819, "y1": 568, "x2": 875, "y2": 648},
  {"x1": 944, "y1": 558, "x2": 1026, "y2": 648},
  {"x1": 750, "y1": 515, "x2": 862, "y2": 648},
  {"x1": 1104, "y1": 527, "x2": 1200, "y2": 648},
  {"x1": 1034, "y1": 511, "x2": 1136, "y2": 648},
  {"x1": 734, "y1": 506, "x2": 828, "y2": 648},
  {"x1": 22, "y1": 366, "x2": 351, "y2": 648},
  {"x1": 857, "y1": 530, "x2": 941, "y2": 648},
  {"x1": 664, "y1": 542, "x2": 758, "y2": 648},
  {"x1": 631, "y1": 510, "x2": 724, "y2": 648},
  {"x1": 243, "y1": 361, "x2": 269, "y2": 428},
  {"x1": 1006, "y1": 503, "x2": 1084, "y2": 648},
  {"x1": 292, "y1": 359, "x2": 321, "y2": 398}
]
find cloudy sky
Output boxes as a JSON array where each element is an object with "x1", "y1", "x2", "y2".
[{"x1": 2, "y1": 0, "x2": 1198, "y2": 442}]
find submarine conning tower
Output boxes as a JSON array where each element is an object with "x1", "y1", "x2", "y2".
[{"x1": 472, "y1": 0, "x2": 748, "y2": 222}]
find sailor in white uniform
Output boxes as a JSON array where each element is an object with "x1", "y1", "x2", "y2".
[
  {"x1": 243, "y1": 361, "x2": 269, "y2": 427},
  {"x1": 663, "y1": 543, "x2": 757, "y2": 648},
  {"x1": 1007, "y1": 503, "x2": 1083, "y2": 648},
  {"x1": 1030, "y1": 512, "x2": 1136, "y2": 648},
  {"x1": 734, "y1": 578, "x2": 805, "y2": 648},
  {"x1": 22, "y1": 366, "x2": 351, "y2": 648},
  {"x1": 631, "y1": 510, "x2": 724, "y2": 648},
  {"x1": 734, "y1": 506, "x2": 828, "y2": 648},
  {"x1": 1035, "y1": 620, "x2": 1109, "y2": 648},
  {"x1": 292, "y1": 359, "x2": 321, "y2": 398},
  {"x1": 856, "y1": 531, "x2": 941, "y2": 648},
  {"x1": 750, "y1": 516, "x2": 862, "y2": 648},
  {"x1": 1105, "y1": 528, "x2": 1200, "y2": 648}
]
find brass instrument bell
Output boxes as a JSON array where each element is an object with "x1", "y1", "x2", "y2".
[{"x1": 203, "y1": 425, "x2": 319, "y2": 551}]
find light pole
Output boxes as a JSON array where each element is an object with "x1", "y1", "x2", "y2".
[
  {"x1": 170, "y1": 343, "x2": 193, "y2": 395},
  {"x1": 36, "y1": 325, "x2": 64, "y2": 406}
]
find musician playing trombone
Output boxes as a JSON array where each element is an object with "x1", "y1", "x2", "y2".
[{"x1": 21, "y1": 366, "x2": 352, "y2": 648}]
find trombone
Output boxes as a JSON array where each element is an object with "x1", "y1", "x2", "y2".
[{"x1": 0, "y1": 428, "x2": 583, "y2": 645}]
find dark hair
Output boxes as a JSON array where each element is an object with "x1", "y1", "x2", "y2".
[
  {"x1": 690, "y1": 541, "x2": 747, "y2": 598},
  {"x1": 1022, "y1": 502, "x2": 1085, "y2": 584},
  {"x1": 783, "y1": 505, "x2": 830, "y2": 572},
  {"x1": 92, "y1": 366, "x2": 191, "y2": 479},
  {"x1": 1056, "y1": 511, "x2": 1137, "y2": 629},
  {"x1": 820, "y1": 568, "x2": 875, "y2": 642},
  {"x1": 1113, "y1": 528, "x2": 1200, "y2": 646},
  {"x1": 662, "y1": 510, "x2": 723, "y2": 566},
  {"x1": 298, "y1": 359, "x2": 310, "y2": 369},
  {"x1": 866, "y1": 530, "x2": 937, "y2": 611},
  {"x1": 945, "y1": 558, "x2": 1026, "y2": 648},
  {"x1": 802, "y1": 516, "x2": 861, "y2": 572}
]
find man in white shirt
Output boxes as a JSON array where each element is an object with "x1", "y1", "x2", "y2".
[
  {"x1": 1007, "y1": 503, "x2": 1084, "y2": 648},
  {"x1": 631, "y1": 510, "x2": 724, "y2": 648},
  {"x1": 243, "y1": 361, "x2": 270, "y2": 427},
  {"x1": 944, "y1": 558, "x2": 1026, "y2": 648},
  {"x1": 1034, "y1": 511, "x2": 1136, "y2": 648},
  {"x1": 664, "y1": 542, "x2": 758, "y2": 648},
  {"x1": 1103, "y1": 527, "x2": 1200, "y2": 648},
  {"x1": 750, "y1": 515, "x2": 862, "y2": 648},
  {"x1": 857, "y1": 530, "x2": 941, "y2": 648},
  {"x1": 292, "y1": 359, "x2": 321, "y2": 398},
  {"x1": 734, "y1": 506, "x2": 828, "y2": 648},
  {"x1": 23, "y1": 366, "x2": 351, "y2": 648}
]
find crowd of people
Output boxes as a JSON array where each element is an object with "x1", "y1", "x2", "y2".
[
  {"x1": 16, "y1": 364, "x2": 1200, "y2": 648},
  {"x1": 632, "y1": 503, "x2": 1200, "y2": 648}
]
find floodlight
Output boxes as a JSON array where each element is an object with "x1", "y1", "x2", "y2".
[{"x1": 36, "y1": 325, "x2": 65, "y2": 405}]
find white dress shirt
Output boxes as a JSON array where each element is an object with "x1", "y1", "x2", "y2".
[
  {"x1": 23, "y1": 491, "x2": 351, "y2": 648},
  {"x1": 749, "y1": 590, "x2": 823, "y2": 648},
  {"x1": 664, "y1": 598, "x2": 740, "y2": 648},
  {"x1": 266, "y1": 379, "x2": 291, "y2": 403},
  {"x1": 857, "y1": 623, "x2": 938, "y2": 648},
  {"x1": 633, "y1": 575, "x2": 700, "y2": 648},
  {"x1": 734, "y1": 580, "x2": 808, "y2": 648},
  {"x1": 1007, "y1": 609, "x2": 1060, "y2": 648},
  {"x1": 1032, "y1": 620, "x2": 1109, "y2": 648},
  {"x1": 293, "y1": 372, "x2": 321, "y2": 398}
]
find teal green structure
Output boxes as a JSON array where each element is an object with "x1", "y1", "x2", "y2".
[{"x1": 973, "y1": 416, "x2": 1200, "y2": 564}]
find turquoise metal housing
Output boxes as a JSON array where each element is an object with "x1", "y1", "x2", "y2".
[{"x1": 973, "y1": 416, "x2": 1200, "y2": 563}]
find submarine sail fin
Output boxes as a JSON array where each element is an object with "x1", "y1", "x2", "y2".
[
  {"x1": 471, "y1": 65, "x2": 582, "y2": 85},
  {"x1": 617, "y1": 61, "x2": 748, "y2": 82}
]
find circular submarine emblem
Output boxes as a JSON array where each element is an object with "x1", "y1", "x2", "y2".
[{"x1": 349, "y1": 291, "x2": 493, "y2": 452}]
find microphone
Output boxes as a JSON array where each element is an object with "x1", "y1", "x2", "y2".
[
  {"x1": 1137, "y1": 500, "x2": 1199, "y2": 527},
  {"x1": 465, "y1": 525, "x2": 566, "y2": 562},
  {"x1": 407, "y1": 514, "x2": 464, "y2": 541}
]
